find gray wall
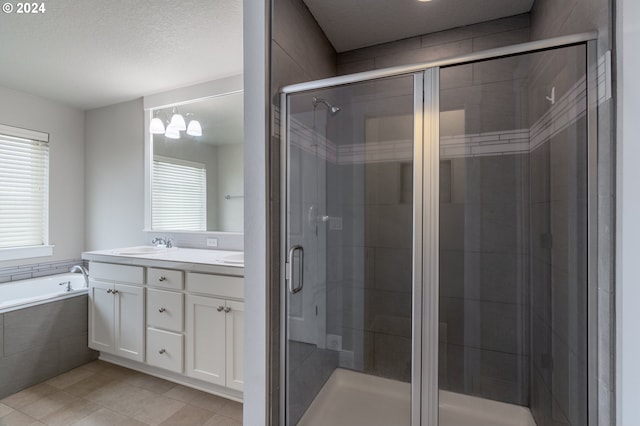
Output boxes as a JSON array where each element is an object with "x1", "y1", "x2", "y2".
[
  {"x1": 0, "y1": 86, "x2": 85, "y2": 270},
  {"x1": 85, "y1": 98, "x2": 146, "y2": 251},
  {"x1": 616, "y1": 0, "x2": 640, "y2": 424}
]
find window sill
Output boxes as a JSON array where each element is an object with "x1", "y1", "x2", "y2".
[{"x1": 0, "y1": 245, "x2": 54, "y2": 262}]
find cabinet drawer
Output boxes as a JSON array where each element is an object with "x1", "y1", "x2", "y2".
[
  {"x1": 147, "y1": 289, "x2": 184, "y2": 332},
  {"x1": 89, "y1": 262, "x2": 143, "y2": 284},
  {"x1": 148, "y1": 268, "x2": 184, "y2": 290},
  {"x1": 186, "y1": 273, "x2": 244, "y2": 299},
  {"x1": 146, "y1": 328, "x2": 183, "y2": 373}
]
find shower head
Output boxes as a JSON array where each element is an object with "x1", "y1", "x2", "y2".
[{"x1": 312, "y1": 96, "x2": 341, "y2": 115}]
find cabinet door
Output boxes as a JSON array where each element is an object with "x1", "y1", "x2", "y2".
[
  {"x1": 225, "y1": 300, "x2": 244, "y2": 391},
  {"x1": 88, "y1": 279, "x2": 115, "y2": 352},
  {"x1": 186, "y1": 294, "x2": 226, "y2": 385},
  {"x1": 114, "y1": 283, "x2": 145, "y2": 362}
]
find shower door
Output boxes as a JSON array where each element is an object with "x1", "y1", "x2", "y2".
[{"x1": 281, "y1": 72, "x2": 435, "y2": 425}]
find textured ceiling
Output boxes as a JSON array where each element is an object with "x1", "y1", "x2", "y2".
[
  {"x1": 0, "y1": 0, "x2": 242, "y2": 110},
  {"x1": 303, "y1": 0, "x2": 535, "y2": 52}
]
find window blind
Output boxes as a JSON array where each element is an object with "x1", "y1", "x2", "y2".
[
  {"x1": 0, "y1": 129, "x2": 49, "y2": 249},
  {"x1": 152, "y1": 156, "x2": 207, "y2": 231}
]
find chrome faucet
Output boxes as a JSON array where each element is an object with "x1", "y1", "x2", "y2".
[
  {"x1": 152, "y1": 237, "x2": 173, "y2": 248},
  {"x1": 151, "y1": 237, "x2": 166, "y2": 247},
  {"x1": 70, "y1": 265, "x2": 89, "y2": 288}
]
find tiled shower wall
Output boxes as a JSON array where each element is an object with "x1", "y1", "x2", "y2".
[
  {"x1": 336, "y1": 14, "x2": 530, "y2": 75},
  {"x1": 528, "y1": 46, "x2": 589, "y2": 426}
]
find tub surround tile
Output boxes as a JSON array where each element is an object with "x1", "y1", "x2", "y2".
[
  {"x1": 3, "y1": 296, "x2": 88, "y2": 357},
  {"x1": 0, "y1": 259, "x2": 83, "y2": 284},
  {"x1": 0, "y1": 343, "x2": 60, "y2": 400},
  {"x1": 0, "y1": 315, "x2": 3, "y2": 356}
]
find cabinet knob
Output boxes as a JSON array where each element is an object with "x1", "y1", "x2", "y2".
[
  {"x1": 224, "y1": 307, "x2": 231, "y2": 313},
  {"x1": 159, "y1": 276, "x2": 167, "y2": 282},
  {"x1": 107, "y1": 289, "x2": 112, "y2": 294},
  {"x1": 159, "y1": 349, "x2": 166, "y2": 354},
  {"x1": 159, "y1": 307, "x2": 166, "y2": 313},
  {"x1": 217, "y1": 306, "x2": 224, "y2": 312},
  {"x1": 113, "y1": 290, "x2": 119, "y2": 295}
]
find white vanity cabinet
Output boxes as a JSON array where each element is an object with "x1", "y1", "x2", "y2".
[
  {"x1": 186, "y1": 273, "x2": 244, "y2": 391},
  {"x1": 84, "y1": 255, "x2": 244, "y2": 401},
  {"x1": 88, "y1": 262, "x2": 145, "y2": 362}
]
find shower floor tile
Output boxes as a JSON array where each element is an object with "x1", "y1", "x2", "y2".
[{"x1": 298, "y1": 368, "x2": 536, "y2": 426}]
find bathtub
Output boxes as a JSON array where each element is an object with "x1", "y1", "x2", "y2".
[
  {"x1": 0, "y1": 272, "x2": 96, "y2": 399},
  {"x1": 0, "y1": 272, "x2": 87, "y2": 313}
]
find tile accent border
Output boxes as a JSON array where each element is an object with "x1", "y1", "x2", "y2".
[{"x1": 0, "y1": 258, "x2": 84, "y2": 284}]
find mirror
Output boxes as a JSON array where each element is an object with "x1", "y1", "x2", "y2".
[{"x1": 147, "y1": 91, "x2": 244, "y2": 233}]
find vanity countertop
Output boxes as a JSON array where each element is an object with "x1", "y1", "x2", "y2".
[{"x1": 82, "y1": 247, "x2": 244, "y2": 276}]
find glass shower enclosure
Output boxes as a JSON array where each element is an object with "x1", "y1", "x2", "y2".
[{"x1": 279, "y1": 37, "x2": 595, "y2": 426}]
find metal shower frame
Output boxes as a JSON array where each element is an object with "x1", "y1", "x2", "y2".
[{"x1": 279, "y1": 32, "x2": 599, "y2": 426}]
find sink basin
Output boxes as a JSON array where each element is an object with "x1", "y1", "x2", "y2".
[
  {"x1": 219, "y1": 253, "x2": 244, "y2": 265},
  {"x1": 111, "y1": 246, "x2": 175, "y2": 256}
]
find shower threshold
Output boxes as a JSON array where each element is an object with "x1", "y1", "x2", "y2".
[{"x1": 298, "y1": 368, "x2": 536, "y2": 426}]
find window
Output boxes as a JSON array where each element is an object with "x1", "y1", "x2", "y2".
[
  {"x1": 0, "y1": 124, "x2": 51, "y2": 260},
  {"x1": 152, "y1": 156, "x2": 207, "y2": 231}
]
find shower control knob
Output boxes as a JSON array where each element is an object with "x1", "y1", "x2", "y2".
[
  {"x1": 159, "y1": 276, "x2": 167, "y2": 282},
  {"x1": 159, "y1": 349, "x2": 166, "y2": 354},
  {"x1": 217, "y1": 306, "x2": 224, "y2": 312},
  {"x1": 159, "y1": 307, "x2": 166, "y2": 313}
]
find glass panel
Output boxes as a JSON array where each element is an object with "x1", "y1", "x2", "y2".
[
  {"x1": 285, "y1": 74, "x2": 416, "y2": 425},
  {"x1": 438, "y1": 45, "x2": 588, "y2": 425}
]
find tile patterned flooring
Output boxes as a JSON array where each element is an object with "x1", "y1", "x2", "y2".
[{"x1": 0, "y1": 361, "x2": 242, "y2": 426}]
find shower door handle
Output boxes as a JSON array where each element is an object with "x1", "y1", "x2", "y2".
[{"x1": 287, "y1": 245, "x2": 304, "y2": 294}]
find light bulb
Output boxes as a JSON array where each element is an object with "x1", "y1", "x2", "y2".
[
  {"x1": 165, "y1": 126, "x2": 181, "y2": 139},
  {"x1": 169, "y1": 113, "x2": 186, "y2": 131},
  {"x1": 149, "y1": 117, "x2": 166, "y2": 134},
  {"x1": 186, "y1": 120, "x2": 202, "y2": 137}
]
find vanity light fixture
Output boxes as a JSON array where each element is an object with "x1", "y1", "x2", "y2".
[
  {"x1": 169, "y1": 108, "x2": 187, "y2": 131},
  {"x1": 149, "y1": 108, "x2": 203, "y2": 139},
  {"x1": 164, "y1": 126, "x2": 181, "y2": 139},
  {"x1": 186, "y1": 117, "x2": 202, "y2": 137},
  {"x1": 150, "y1": 111, "x2": 166, "y2": 134}
]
